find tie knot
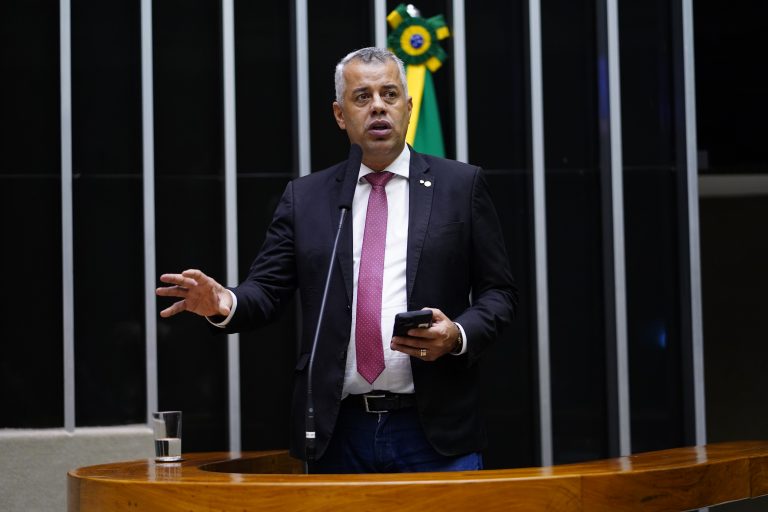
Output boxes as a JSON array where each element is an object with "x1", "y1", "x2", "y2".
[{"x1": 364, "y1": 171, "x2": 394, "y2": 189}]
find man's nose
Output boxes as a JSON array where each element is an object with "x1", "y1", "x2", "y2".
[{"x1": 370, "y1": 93, "x2": 386, "y2": 112}]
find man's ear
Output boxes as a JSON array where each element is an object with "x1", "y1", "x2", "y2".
[{"x1": 332, "y1": 102, "x2": 346, "y2": 130}]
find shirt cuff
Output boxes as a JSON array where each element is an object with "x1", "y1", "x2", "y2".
[
  {"x1": 206, "y1": 289, "x2": 238, "y2": 328},
  {"x1": 451, "y1": 322, "x2": 468, "y2": 356}
]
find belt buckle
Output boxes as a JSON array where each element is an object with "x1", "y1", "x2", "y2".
[{"x1": 363, "y1": 394, "x2": 388, "y2": 413}]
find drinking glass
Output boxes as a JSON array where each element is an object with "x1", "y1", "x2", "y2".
[{"x1": 152, "y1": 411, "x2": 182, "y2": 462}]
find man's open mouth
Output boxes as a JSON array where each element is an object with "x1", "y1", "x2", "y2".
[{"x1": 368, "y1": 120, "x2": 392, "y2": 136}]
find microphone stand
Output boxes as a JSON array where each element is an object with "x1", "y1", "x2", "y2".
[
  {"x1": 305, "y1": 207, "x2": 348, "y2": 462},
  {"x1": 305, "y1": 145, "x2": 361, "y2": 462}
]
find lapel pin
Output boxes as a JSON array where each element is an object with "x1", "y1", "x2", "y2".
[{"x1": 423, "y1": 180, "x2": 432, "y2": 187}]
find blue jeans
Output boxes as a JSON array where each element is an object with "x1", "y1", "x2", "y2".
[{"x1": 308, "y1": 401, "x2": 483, "y2": 474}]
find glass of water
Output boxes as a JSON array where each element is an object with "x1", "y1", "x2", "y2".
[{"x1": 152, "y1": 411, "x2": 182, "y2": 462}]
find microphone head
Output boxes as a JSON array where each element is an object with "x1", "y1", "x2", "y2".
[
  {"x1": 347, "y1": 143, "x2": 362, "y2": 166},
  {"x1": 338, "y1": 144, "x2": 363, "y2": 210}
]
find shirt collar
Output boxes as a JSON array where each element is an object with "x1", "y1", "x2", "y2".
[{"x1": 358, "y1": 145, "x2": 411, "y2": 182}]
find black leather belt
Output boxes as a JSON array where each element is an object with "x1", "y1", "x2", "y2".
[{"x1": 344, "y1": 392, "x2": 417, "y2": 413}]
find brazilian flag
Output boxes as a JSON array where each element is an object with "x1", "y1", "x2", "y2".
[{"x1": 387, "y1": 4, "x2": 450, "y2": 158}]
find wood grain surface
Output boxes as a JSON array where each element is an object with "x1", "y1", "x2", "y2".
[{"x1": 68, "y1": 441, "x2": 768, "y2": 511}]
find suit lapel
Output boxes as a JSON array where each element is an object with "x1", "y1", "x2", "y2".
[
  {"x1": 407, "y1": 150, "x2": 433, "y2": 303},
  {"x1": 333, "y1": 149, "x2": 432, "y2": 306}
]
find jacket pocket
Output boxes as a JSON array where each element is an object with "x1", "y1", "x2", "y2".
[{"x1": 428, "y1": 221, "x2": 464, "y2": 238}]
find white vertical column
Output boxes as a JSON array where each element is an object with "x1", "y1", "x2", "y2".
[
  {"x1": 222, "y1": 0, "x2": 241, "y2": 454},
  {"x1": 60, "y1": 0, "x2": 75, "y2": 433},
  {"x1": 295, "y1": 0, "x2": 311, "y2": 176},
  {"x1": 605, "y1": 0, "x2": 631, "y2": 456},
  {"x1": 451, "y1": 0, "x2": 468, "y2": 163},
  {"x1": 140, "y1": 0, "x2": 158, "y2": 423},
  {"x1": 528, "y1": 0, "x2": 552, "y2": 467},
  {"x1": 682, "y1": 0, "x2": 706, "y2": 446},
  {"x1": 373, "y1": 0, "x2": 387, "y2": 48}
]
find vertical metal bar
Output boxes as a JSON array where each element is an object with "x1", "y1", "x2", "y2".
[
  {"x1": 373, "y1": 0, "x2": 387, "y2": 48},
  {"x1": 140, "y1": 0, "x2": 158, "y2": 423},
  {"x1": 451, "y1": 0, "x2": 468, "y2": 163},
  {"x1": 605, "y1": 0, "x2": 631, "y2": 456},
  {"x1": 682, "y1": 0, "x2": 706, "y2": 446},
  {"x1": 222, "y1": 0, "x2": 241, "y2": 454},
  {"x1": 295, "y1": 0, "x2": 311, "y2": 176},
  {"x1": 60, "y1": 0, "x2": 75, "y2": 433},
  {"x1": 528, "y1": 0, "x2": 552, "y2": 467}
]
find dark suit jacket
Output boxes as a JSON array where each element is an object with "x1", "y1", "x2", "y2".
[{"x1": 222, "y1": 148, "x2": 517, "y2": 460}]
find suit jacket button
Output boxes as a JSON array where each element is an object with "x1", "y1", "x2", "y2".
[{"x1": 346, "y1": 304, "x2": 351, "y2": 311}]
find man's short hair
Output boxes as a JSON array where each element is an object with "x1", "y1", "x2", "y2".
[{"x1": 334, "y1": 47, "x2": 408, "y2": 105}]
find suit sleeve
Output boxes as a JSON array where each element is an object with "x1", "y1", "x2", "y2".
[
  {"x1": 221, "y1": 181, "x2": 298, "y2": 333},
  {"x1": 454, "y1": 168, "x2": 518, "y2": 365}
]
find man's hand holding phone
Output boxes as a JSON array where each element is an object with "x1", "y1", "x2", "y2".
[{"x1": 390, "y1": 307, "x2": 462, "y2": 361}]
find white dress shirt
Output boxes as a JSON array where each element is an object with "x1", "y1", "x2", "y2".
[{"x1": 343, "y1": 146, "x2": 412, "y2": 396}]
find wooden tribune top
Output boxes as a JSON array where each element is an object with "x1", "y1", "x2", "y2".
[{"x1": 68, "y1": 440, "x2": 768, "y2": 511}]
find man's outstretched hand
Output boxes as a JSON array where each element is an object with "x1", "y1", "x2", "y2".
[{"x1": 156, "y1": 269, "x2": 232, "y2": 318}]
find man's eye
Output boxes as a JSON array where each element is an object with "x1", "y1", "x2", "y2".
[{"x1": 356, "y1": 93, "x2": 370, "y2": 102}]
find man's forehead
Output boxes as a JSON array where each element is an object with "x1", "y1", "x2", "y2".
[
  {"x1": 350, "y1": 82, "x2": 400, "y2": 91},
  {"x1": 345, "y1": 60, "x2": 398, "y2": 77},
  {"x1": 344, "y1": 61, "x2": 401, "y2": 88}
]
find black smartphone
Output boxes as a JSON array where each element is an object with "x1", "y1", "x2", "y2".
[{"x1": 392, "y1": 310, "x2": 433, "y2": 337}]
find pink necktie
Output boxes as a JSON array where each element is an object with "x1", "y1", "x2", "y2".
[{"x1": 356, "y1": 171, "x2": 394, "y2": 384}]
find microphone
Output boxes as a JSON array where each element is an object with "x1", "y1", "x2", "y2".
[
  {"x1": 338, "y1": 143, "x2": 362, "y2": 210},
  {"x1": 305, "y1": 143, "x2": 363, "y2": 461}
]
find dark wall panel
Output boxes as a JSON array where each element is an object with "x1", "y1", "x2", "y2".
[
  {"x1": 153, "y1": 0, "x2": 224, "y2": 176},
  {"x1": 0, "y1": 179, "x2": 64, "y2": 428},
  {"x1": 71, "y1": 0, "x2": 145, "y2": 427},
  {"x1": 71, "y1": 0, "x2": 142, "y2": 175},
  {"x1": 694, "y1": 1, "x2": 767, "y2": 173},
  {"x1": 153, "y1": 0, "x2": 228, "y2": 451},
  {"x1": 234, "y1": 0, "x2": 293, "y2": 174},
  {"x1": 466, "y1": 1, "x2": 527, "y2": 171},
  {"x1": 0, "y1": 0, "x2": 60, "y2": 175},
  {"x1": 74, "y1": 178, "x2": 145, "y2": 426},
  {"x1": 0, "y1": 0, "x2": 63, "y2": 428},
  {"x1": 620, "y1": 0, "x2": 686, "y2": 453},
  {"x1": 542, "y1": 0, "x2": 609, "y2": 464}
]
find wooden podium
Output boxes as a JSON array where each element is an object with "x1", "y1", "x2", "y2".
[{"x1": 68, "y1": 440, "x2": 768, "y2": 511}]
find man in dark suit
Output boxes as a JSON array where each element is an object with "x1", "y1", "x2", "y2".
[{"x1": 156, "y1": 47, "x2": 517, "y2": 473}]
